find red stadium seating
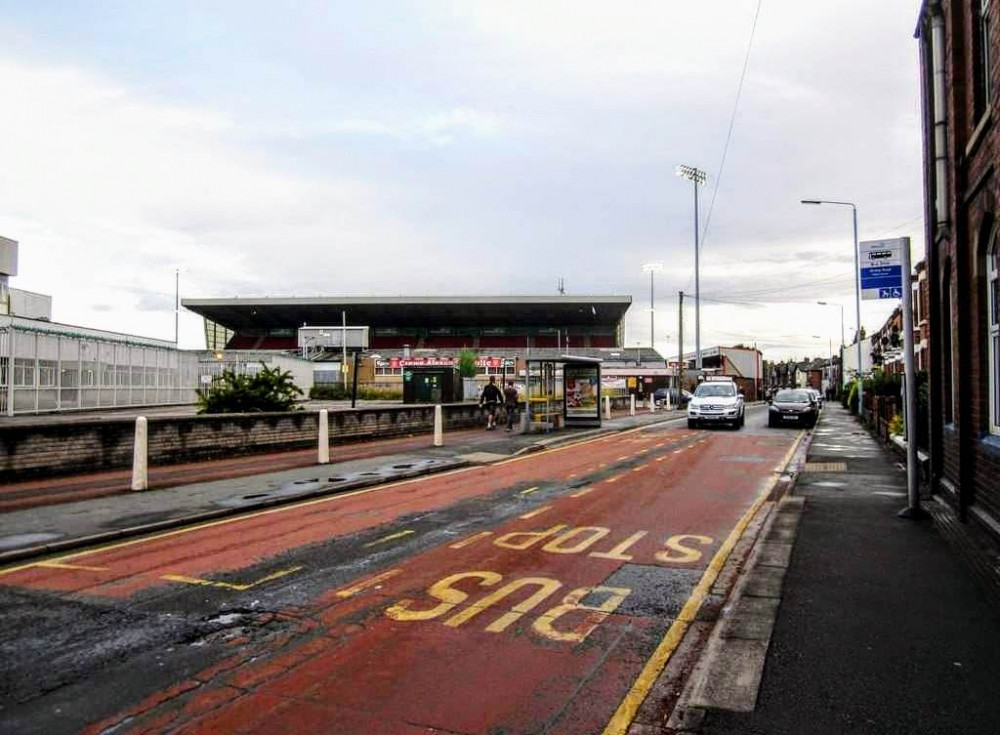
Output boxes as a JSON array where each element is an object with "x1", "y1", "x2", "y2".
[
  {"x1": 479, "y1": 335, "x2": 525, "y2": 348},
  {"x1": 423, "y1": 336, "x2": 473, "y2": 349},
  {"x1": 225, "y1": 335, "x2": 258, "y2": 349},
  {"x1": 589, "y1": 335, "x2": 617, "y2": 348},
  {"x1": 257, "y1": 337, "x2": 297, "y2": 350},
  {"x1": 533, "y1": 335, "x2": 559, "y2": 348}
]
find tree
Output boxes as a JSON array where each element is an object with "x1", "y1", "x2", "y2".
[
  {"x1": 457, "y1": 349, "x2": 478, "y2": 378},
  {"x1": 197, "y1": 364, "x2": 303, "y2": 414}
]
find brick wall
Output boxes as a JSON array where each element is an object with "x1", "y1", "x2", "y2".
[
  {"x1": 0, "y1": 404, "x2": 484, "y2": 482},
  {"x1": 918, "y1": 0, "x2": 1000, "y2": 537}
]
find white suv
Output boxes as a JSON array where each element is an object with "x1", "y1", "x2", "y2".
[{"x1": 687, "y1": 379, "x2": 745, "y2": 429}]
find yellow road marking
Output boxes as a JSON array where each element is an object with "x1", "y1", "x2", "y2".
[
  {"x1": 632, "y1": 465, "x2": 648, "y2": 472},
  {"x1": 363, "y1": 529, "x2": 416, "y2": 548},
  {"x1": 519, "y1": 506, "x2": 551, "y2": 520},
  {"x1": 655, "y1": 456, "x2": 668, "y2": 463},
  {"x1": 35, "y1": 561, "x2": 109, "y2": 572},
  {"x1": 673, "y1": 449, "x2": 685, "y2": 454},
  {"x1": 0, "y1": 421, "x2": 664, "y2": 578},
  {"x1": 605, "y1": 475, "x2": 623, "y2": 484},
  {"x1": 599, "y1": 463, "x2": 608, "y2": 468},
  {"x1": 567, "y1": 473, "x2": 578, "y2": 479},
  {"x1": 602, "y1": 430, "x2": 805, "y2": 735},
  {"x1": 161, "y1": 565, "x2": 303, "y2": 592},
  {"x1": 617, "y1": 455, "x2": 630, "y2": 461},
  {"x1": 570, "y1": 487, "x2": 594, "y2": 498},
  {"x1": 519, "y1": 486, "x2": 540, "y2": 495},
  {"x1": 449, "y1": 531, "x2": 494, "y2": 549},
  {"x1": 334, "y1": 568, "x2": 402, "y2": 598}
]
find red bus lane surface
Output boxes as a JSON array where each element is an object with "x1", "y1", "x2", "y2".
[{"x1": 1, "y1": 421, "x2": 799, "y2": 734}]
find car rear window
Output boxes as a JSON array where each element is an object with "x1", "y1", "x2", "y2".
[{"x1": 776, "y1": 390, "x2": 810, "y2": 402}]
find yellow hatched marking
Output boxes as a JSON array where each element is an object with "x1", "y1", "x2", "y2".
[
  {"x1": 632, "y1": 464, "x2": 649, "y2": 472},
  {"x1": 617, "y1": 455, "x2": 630, "y2": 461},
  {"x1": 673, "y1": 449, "x2": 685, "y2": 454},
  {"x1": 35, "y1": 561, "x2": 109, "y2": 572},
  {"x1": 335, "y1": 568, "x2": 402, "y2": 598},
  {"x1": 570, "y1": 487, "x2": 595, "y2": 498},
  {"x1": 519, "y1": 506, "x2": 551, "y2": 520},
  {"x1": 567, "y1": 473, "x2": 578, "y2": 479},
  {"x1": 602, "y1": 430, "x2": 806, "y2": 735},
  {"x1": 363, "y1": 529, "x2": 416, "y2": 548},
  {"x1": 605, "y1": 475, "x2": 623, "y2": 484},
  {"x1": 655, "y1": 456, "x2": 668, "y2": 463},
  {"x1": 449, "y1": 531, "x2": 493, "y2": 550},
  {"x1": 519, "y1": 486, "x2": 540, "y2": 496},
  {"x1": 599, "y1": 463, "x2": 608, "y2": 468},
  {"x1": 161, "y1": 565, "x2": 303, "y2": 592}
]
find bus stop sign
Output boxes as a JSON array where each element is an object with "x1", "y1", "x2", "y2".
[{"x1": 859, "y1": 238, "x2": 904, "y2": 300}]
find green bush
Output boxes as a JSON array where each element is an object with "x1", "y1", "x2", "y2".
[
  {"x1": 889, "y1": 413, "x2": 904, "y2": 436},
  {"x1": 847, "y1": 381, "x2": 859, "y2": 414},
  {"x1": 457, "y1": 349, "x2": 478, "y2": 378},
  {"x1": 197, "y1": 365, "x2": 303, "y2": 414},
  {"x1": 864, "y1": 370, "x2": 902, "y2": 398}
]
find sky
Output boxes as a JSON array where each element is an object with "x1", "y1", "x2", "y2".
[{"x1": 0, "y1": 0, "x2": 925, "y2": 360}]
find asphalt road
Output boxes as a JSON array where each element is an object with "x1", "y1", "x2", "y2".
[{"x1": 0, "y1": 404, "x2": 799, "y2": 734}]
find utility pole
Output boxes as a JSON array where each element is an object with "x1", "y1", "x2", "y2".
[
  {"x1": 677, "y1": 291, "x2": 685, "y2": 394},
  {"x1": 677, "y1": 165, "x2": 706, "y2": 369},
  {"x1": 897, "y1": 237, "x2": 928, "y2": 520},
  {"x1": 342, "y1": 310, "x2": 348, "y2": 390}
]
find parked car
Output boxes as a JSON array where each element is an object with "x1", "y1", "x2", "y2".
[
  {"x1": 807, "y1": 388, "x2": 824, "y2": 408},
  {"x1": 654, "y1": 387, "x2": 692, "y2": 407},
  {"x1": 687, "y1": 378, "x2": 744, "y2": 429},
  {"x1": 768, "y1": 389, "x2": 819, "y2": 428}
]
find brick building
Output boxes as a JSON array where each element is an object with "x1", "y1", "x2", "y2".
[{"x1": 917, "y1": 1, "x2": 1000, "y2": 535}]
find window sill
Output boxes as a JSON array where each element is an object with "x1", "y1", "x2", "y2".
[
  {"x1": 966, "y1": 109, "x2": 993, "y2": 158},
  {"x1": 982, "y1": 433, "x2": 1000, "y2": 453}
]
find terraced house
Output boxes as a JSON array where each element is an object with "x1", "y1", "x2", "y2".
[{"x1": 917, "y1": 0, "x2": 1000, "y2": 535}]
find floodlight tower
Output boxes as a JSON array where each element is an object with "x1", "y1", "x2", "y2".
[{"x1": 676, "y1": 165, "x2": 707, "y2": 369}]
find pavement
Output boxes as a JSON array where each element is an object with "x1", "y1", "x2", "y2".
[
  {"x1": 676, "y1": 403, "x2": 1000, "y2": 734},
  {"x1": 0, "y1": 406, "x2": 684, "y2": 563}
]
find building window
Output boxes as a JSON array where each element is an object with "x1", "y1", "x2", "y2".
[
  {"x1": 989, "y1": 235, "x2": 1000, "y2": 434},
  {"x1": 976, "y1": 0, "x2": 993, "y2": 117},
  {"x1": 943, "y1": 267, "x2": 955, "y2": 423}
]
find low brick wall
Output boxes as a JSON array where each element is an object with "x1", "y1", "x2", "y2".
[{"x1": 0, "y1": 404, "x2": 484, "y2": 482}]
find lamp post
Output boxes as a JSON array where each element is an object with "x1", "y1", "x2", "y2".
[
  {"x1": 801, "y1": 199, "x2": 864, "y2": 419},
  {"x1": 641, "y1": 262, "x2": 663, "y2": 350},
  {"x1": 818, "y1": 300, "x2": 845, "y2": 393},
  {"x1": 677, "y1": 165, "x2": 707, "y2": 369}
]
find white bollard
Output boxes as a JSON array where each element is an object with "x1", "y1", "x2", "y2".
[
  {"x1": 318, "y1": 409, "x2": 330, "y2": 464},
  {"x1": 649, "y1": 395, "x2": 655, "y2": 413},
  {"x1": 131, "y1": 416, "x2": 148, "y2": 491},
  {"x1": 434, "y1": 404, "x2": 444, "y2": 447},
  {"x1": 629, "y1": 394, "x2": 636, "y2": 416},
  {"x1": 604, "y1": 395, "x2": 611, "y2": 421}
]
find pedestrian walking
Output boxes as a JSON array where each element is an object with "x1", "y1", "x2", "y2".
[
  {"x1": 480, "y1": 376, "x2": 503, "y2": 430},
  {"x1": 503, "y1": 381, "x2": 519, "y2": 432}
]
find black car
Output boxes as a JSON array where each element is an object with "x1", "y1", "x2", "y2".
[
  {"x1": 768, "y1": 389, "x2": 819, "y2": 428},
  {"x1": 654, "y1": 387, "x2": 692, "y2": 407}
]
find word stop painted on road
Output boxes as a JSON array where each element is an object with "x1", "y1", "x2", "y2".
[{"x1": 385, "y1": 571, "x2": 631, "y2": 643}]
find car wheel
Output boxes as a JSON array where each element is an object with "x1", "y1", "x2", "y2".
[
  {"x1": 767, "y1": 416, "x2": 776, "y2": 428},
  {"x1": 687, "y1": 419, "x2": 697, "y2": 430},
  {"x1": 739, "y1": 411, "x2": 745, "y2": 428}
]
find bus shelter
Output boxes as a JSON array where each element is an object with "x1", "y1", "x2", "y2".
[{"x1": 524, "y1": 355, "x2": 602, "y2": 433}]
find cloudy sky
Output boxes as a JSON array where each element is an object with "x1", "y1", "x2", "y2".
[{"x1": 0, "y1": 1, "x2": 924, "y2": 360}]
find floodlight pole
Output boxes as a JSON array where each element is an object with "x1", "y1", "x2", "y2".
[
  {"x1": 802, "y1": 199, "x2": 864, "y2": 419},
  {"x1": 642, "y1": 263, "x2": 663, "y2": 350}
]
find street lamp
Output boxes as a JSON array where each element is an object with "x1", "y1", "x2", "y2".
[
  {"x1": 641, "y1": 262, "x2": 663, "y2": 350},
  {"x1": 678, "y1": 165, "x2": 707, "y2": 369},
  {"x1": 816, "y1": 301, "x2": 845, "y2": 350},
  {"x1": 801, "y1": 199, "x2": 864, "y2": 418}
]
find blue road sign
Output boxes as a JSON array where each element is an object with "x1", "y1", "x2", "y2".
[{"x1": 859, "y1": 239, "x2": 904, "y2": 300}]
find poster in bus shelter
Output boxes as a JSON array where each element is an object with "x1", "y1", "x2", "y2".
[{"x1": 564, "y1": 363, "x2": 600, "y2": 420}]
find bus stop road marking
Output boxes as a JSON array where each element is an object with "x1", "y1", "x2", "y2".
[
  {"x1": 363, "y1": 530, "x2": 416, "y2": 548},
  {"x1": 161, "y1": 566, "x2": 303, "y2": 593},
  {"x1": 519, "y1": 486, "x2": 540, "y2": 496},
  {"x1": 570, "y1": 487, "x2": 595, "y2": 498},
  {"x1": 335, "y1": 568, "x2": 403, "y2": 598},
  {"x1": 449, "y1": 531, "x2": 494, "y2": 550},
  {"x1": 35, "y1": 561, "x2": 109, "y2": 572},
  {"x1": 519, "y1": 506, "x2": 552, "y2": 520}
]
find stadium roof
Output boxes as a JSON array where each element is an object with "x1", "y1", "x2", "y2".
[{"x1": 182, "y1": 295, "x2": 632, "y2": 331}]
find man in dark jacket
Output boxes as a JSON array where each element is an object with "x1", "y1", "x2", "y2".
[
  {"x1": 480, "y1": 376, "x2": 503, "y2": 430},
  {"x1": 503, "y1": 381, "x2": 519, "y2": 432}
]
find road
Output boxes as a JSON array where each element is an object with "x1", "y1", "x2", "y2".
[{"x1": 0, "y1": 405, "x2": 801, "y2": 734}]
